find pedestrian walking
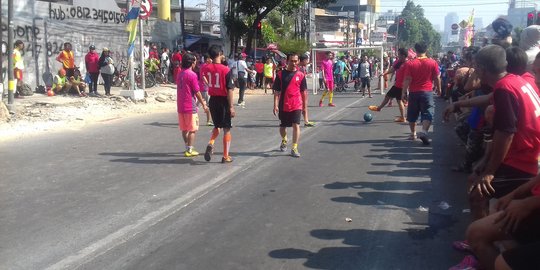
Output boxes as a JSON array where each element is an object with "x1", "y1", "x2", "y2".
[
  {"x1": 201, "y1": 45, "x2": 236, "y2": 163},
  {"x1": 85, "y1": 45, "x2": 100, "y2": 96},
  {"x1": 199, "y1": 54, "x2": 213, "y2": 126},
  {"x1": 177, "y1": 53, "x2": 209, "y2": 157},
  {"x1": 161, "y1": 47, "x2": 171, "y2": 84},
  {"x1": 263, "y1": 57, "x2": 275, "y2": 94},
  {"x1": 401, "y1": 42, "x2": 441, "y2": 145},
  {"x1": 98, "y1": 48, "x2": 115, "y2": 96},
  {"x1": 236, "y1": 54, "x2": 253, "y2": 107},
  {"x1": 299, "y1": 53, "x2": 315, "y2": 127},
  {"x1": 273, "y1": 53, "x2": 308, "y2": 158}
]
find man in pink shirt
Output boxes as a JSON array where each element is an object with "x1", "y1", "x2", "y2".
[
  {"x1": 177, "y1": 53, "x2": 209, "y2": 157},
  {"x1": 84, "y1": 45, "x2": 100, "y2": 96},
  {"x1": 319, "y1": 51, "x2": 336, "y2": 107}
]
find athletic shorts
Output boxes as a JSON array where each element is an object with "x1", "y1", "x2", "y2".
[
  {"x1": 490, "y1": 163, "x2": 536, "y2": 199},
  {"x1": 201, "y1": 91, "x2": 209, "y2": 103},
  {"x1": 361, "y1": 77, "x2": 370, "y2": 88},
  {"x1": 209, "y1": 96, "x2": 232, "y2": 129},
  {"x1": 178, "y1": 113, "x2": 199, "y2": 132},
  {"x1": 386, "y1": 86, "x2": 402, "y2": 100},
  {"x1": 325, "y1": 79, "x2": 334, "y2": 91},
  {"x1": 14, "y1": 69, "x2": 23, "y2": 81},
  {"x1": 65, "y1": 68, "x2": 75, "y2": 79},
  {"x1": 407, "y1": 91, "x2": 434, "y2": 123},
  {"x1": 279, "y1": 110, "x2": 302, "y2": 127}
]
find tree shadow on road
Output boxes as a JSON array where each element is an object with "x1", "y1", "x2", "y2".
[{"x1": 144, "y1": 122, "x2": 178, "y2": 129}]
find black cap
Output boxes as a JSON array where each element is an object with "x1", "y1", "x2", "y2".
[{"x1": 89, "y1": 45, "x2": 95, "y2": 50}]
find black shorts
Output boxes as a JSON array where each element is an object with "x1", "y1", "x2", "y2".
[
  {"x1": 279, "y1": 110, "x2": 302, "y2": 127},
  {"x1": 361, "y1": 77, "x2": 370, "y2": 88},
  {"x1": 65, "y1": 68, "x2": 75, "y2": 78},
  {"x1": 491, "y1": 164, "x2": 536, "y2": 199},
  {"x1": 386, "y1": 86, "x2": 402, "y2": 100},
  {"x1": 209, "y1": 96, "x2": 232, "y2": 129},
  {"x1": 503, "y1": 240, "x2": 540, "y2": 270}
]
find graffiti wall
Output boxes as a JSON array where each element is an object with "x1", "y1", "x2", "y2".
[{"x1": 1, "y1": 0, "x2": 136, "y2": 89}]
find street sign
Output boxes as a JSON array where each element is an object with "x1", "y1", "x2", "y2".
[
  {"x1": 451, "y1": 23, "x2": 459, "y2": 30},
  {"x1": 133, "y1": 0, "x2": 153, "y2": 19}
]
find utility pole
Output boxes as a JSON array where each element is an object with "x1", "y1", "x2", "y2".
[
  {"x1": 0, "y1": 0, "x2": 3, "y2": 99},
  {"x1": 180, "y1": 0, "x2": 186, "y2": 49},
  {"x1": 7, "y1": 0, "x2": 14, "y2": 111}
]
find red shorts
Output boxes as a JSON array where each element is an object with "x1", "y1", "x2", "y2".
[
  {"x1": 14, "y1": 69, "x2": 23, "y2": 81},
  {"x1": 178, "y1": 113, "x2": 199, "y2": 132},
  {"x1": 325, "y1": 79, "x2": 334, "y2": 91}
]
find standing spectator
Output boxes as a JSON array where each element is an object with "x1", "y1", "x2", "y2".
[
  {"x1": 143, "y1": 41, "x2": 150, "y2": 60},
  {"x1": 198, "y1": 54, "x2": 212, "y2": 126},
  {"x1": 401, "y1": 42, "x2": 441, "y2": 145},
  {"x1": 236, "y1": 54, "x2": 252, "y2": 107},
  {"x1": 177, "y1": 53, "x2": 209, "y2": 157},
  {"x1": 13, "y1": 40, "x2": 24, "y2": 98},
  {"x1": 172, "y1": 49, "x2": 183, "y2": 83},
  {"x1": 519, "y1": 25, "x2": 540, "y2": 71},
  {"x1": 85, "y1": 45, "x2": 100, "y2": 96},
  {"x1": 254, "y1": 59, "x2": 264, "y2": 88},
  {"x1": 98, "y1": 48, "x2": 115, "y2": 96},
  {"x1": 263, "y1": 57, "x2": 275, "y2": 94},
  {"x1": 299, "y1": 53, "x2": 315, "y2": 127},
  {"x1": 228, "y1": 55, "x2": 238, "y2": 87},
  {"x1": 358, "y1": 55, "x2": 372, "y2": 97},
  {"x1": 56, "y1": 42, "x2": 76, "y2": 78},
  {"x1": 161, "y1": 47, "x2": 171, "y2": 84},
  {"x1": 149, "y1": 45, "x2": 160, "y2": 63}
]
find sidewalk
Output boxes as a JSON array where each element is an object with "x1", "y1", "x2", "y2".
[{"x1": 0, "y1": 84, "x2": 271, "y2": 142}]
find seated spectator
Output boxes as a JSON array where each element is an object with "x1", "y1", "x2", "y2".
[
  {"x1": 52, "y1": 68, "x2": 70, "y2": 95},
  {"x1": 68, "y1": 69, "x2": 87, "y2": 97},
  {"x1": 450, "y1": 45, "x2": 540, "y2": 270}
]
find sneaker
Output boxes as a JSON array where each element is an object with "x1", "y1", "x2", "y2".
[
  {"x1": 280, "y1": 141, "x2": 287, "y2": 152},
  {"x1": 417, "y1": 132, "x2": 431, "y2": 145},
  {"x1": 328, "y1": 103, "x2": 336, "y2": 107},
  {"x1": 221, "y1": 156, "x2": 233, "y2": 163},
  {"x1": 291, "y1": 148, "x2": 301, "y2": 158},
  {"x1": 449, "y1": 255, "x2": 478, "y2": 270},
  {"x1": 452, "y1": 240, "x2": 473, "y2": 253},
  {"x1": 368, "y1": 105, "x2": 380, "y2": 112},
  {"x1": 319, "y1": 101, "x2": 323, "y2": 107},
  {"x1": 184, "y1": 150, "x2": 199, "y2": 157},
  {"x1": 204, "y1": 144, "x2": 214, "y2": 161},
  {"x1": 394, "y1": 116, "x2": 405, "y2": 122},
  {"x1": 207, "y1": 121, "x2": 214, "y2": 126},
  {"x1": 304, "y1": 122, "x2": 315, "y2": 127}
]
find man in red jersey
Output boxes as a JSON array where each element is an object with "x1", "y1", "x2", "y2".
[
  {"x1": 450, "y1": 45, "x2": 540, "y2": 270},
  {"x1": 401, "y1": 42, "x2": 441, "y2": 145},
  {"x1": 368, "y1": 48, "x2": 408, "y2": 122},
  {"x1": 201, "y1": 45, "x2": 236, "y2": 163},
  {"x1": 273, "y1": 53, "x2": 308, "y2": 158}
]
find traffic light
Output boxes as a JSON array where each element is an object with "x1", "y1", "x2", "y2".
[
  {"x1": 399, "y1": 18, "x2": 406, "y2": 27},
  {"x1": 257, "y1": 21, "x2": 262, "y2": 30},
  {"x1": 527, "y1": 11, "x2": 535, "y2": 26}
]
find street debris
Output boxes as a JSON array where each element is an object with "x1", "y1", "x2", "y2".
[
  {"x1": 417, "y1": 206, "x2": 429, "y2": 212},
  {"x1": 438, "y1": 201, "x2": 451, "y2": 210},
  {"x1": 345, "y1": 217, "x2": 352, "y2": 222}
]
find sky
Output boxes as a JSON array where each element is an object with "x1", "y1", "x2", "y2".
[{"x1": 184, "y1": 0, "x2": 526, "y2": 31}]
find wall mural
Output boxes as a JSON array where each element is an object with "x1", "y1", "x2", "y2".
[{"x1": 1, "y1": 0, "x2": 136, "y2": 89}]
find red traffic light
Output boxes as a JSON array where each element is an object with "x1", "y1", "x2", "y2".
[
  {"x1": 528, "y1": 11, "x2": 536, "y2": 26},
  {"x1": 257, "y1": 22, "x2": 262, "y2": 30},
  {"x1": 399, "y1": 18, "x2": 405, "y2": 26},
  {"x1": 529, "y1": 13, "x2": 535, "y2": 19}
]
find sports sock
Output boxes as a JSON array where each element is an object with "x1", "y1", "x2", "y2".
[
  {"x1": 223, "y1": 133, "x2": 231, "y2": 158},
  {"x1": 329, "y1": 92, "x2": 334, "y2": 104},
  {"x1": 186, "y1": 146, "x2": 192, "y2": 152},
  {"x1": 282, "y1": 135, "x2": 287, "y2": 143},
  {"x1": 292, "y1": 143, "x2": 298, "y2": 150},
  {"x1": 209, "y1": 128, "x2": 219, "y2": 145},
  {"x1": 320, "y1": 90, "x2": 328, "y2": 102}
]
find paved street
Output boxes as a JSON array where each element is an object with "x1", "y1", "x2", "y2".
[{"x1": 1, "y1": 90, "x2": 470, "y2": 270}]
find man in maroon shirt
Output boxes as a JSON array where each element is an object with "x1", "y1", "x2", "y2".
[
  {"x1": 401, "y1": 42, "x2": 441, "y2": 145},
  {"x1": 84, "y1": 45, "x2": 100, "y2": 96}
]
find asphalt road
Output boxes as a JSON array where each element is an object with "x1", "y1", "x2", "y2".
[{"x1": 0, "y1": 88, "x2": 470, "y2": 270}]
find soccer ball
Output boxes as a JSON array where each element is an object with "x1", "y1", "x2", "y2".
[{"x1": 363, "y1": 112, "x2": 373, "y2": 122}]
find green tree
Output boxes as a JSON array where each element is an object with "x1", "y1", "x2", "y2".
[
  {"x1": 389, "y1": 1, "x2": 441, "y2": 54},
  {"x1": 275, "y1": 37, "x2": 310, "y2": 55}
]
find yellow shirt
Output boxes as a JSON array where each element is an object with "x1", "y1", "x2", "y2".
[
  {"x1": 263, "y1": 63, "x2": 274, "y2": 78},
  {"x1": 13, "y1": 48, "x2": 24, "y2": 70},
  {"x1": 58, "y1": 50, "x2": 75, "y2": 69}
]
